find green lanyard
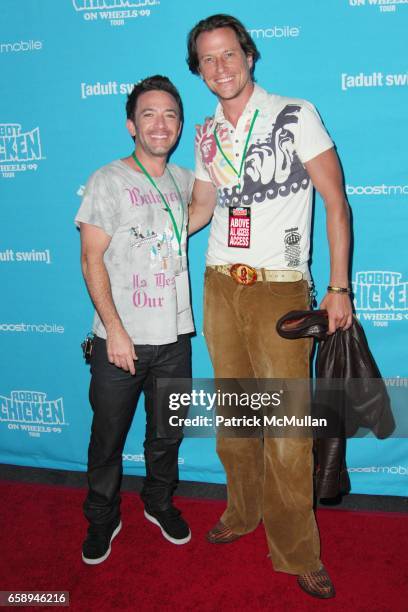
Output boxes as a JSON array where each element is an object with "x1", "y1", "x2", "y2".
[
  {"x1": 214, "y1": 109, "x2": 259, "y2": 191},
  {"x1": 132, "y1": 152, "x2": 184, "y2": 256}
]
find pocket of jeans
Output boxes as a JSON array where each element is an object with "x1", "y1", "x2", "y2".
[
  {"x1": 203, "y1": 268, "x2": 218, "y2": 309},
  {"x1": 89, "y1": 335, "x2": 104, "y2": 375},
  {"x1": 204, "y1": 267, "x2": 217, "y2": 282},
  {"x1": 267, "y1": 279, "x2": 309, "y2": 298}
]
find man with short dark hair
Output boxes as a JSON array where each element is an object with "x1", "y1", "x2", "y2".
[
  {"x1": 187, "y1": 14, "x2": 353, "y2": 598},
  {"x1": 76, "y1": 75, "x2": 194, "y2": 564}
]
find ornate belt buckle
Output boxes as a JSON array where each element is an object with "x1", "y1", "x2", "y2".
[{"x1": 229, "y1": 263, "x2": 258, "y2": 286}]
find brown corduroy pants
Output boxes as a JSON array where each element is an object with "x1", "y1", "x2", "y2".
[{"x1": 203, "y1": 267, "x2": 321, "y2": 575}]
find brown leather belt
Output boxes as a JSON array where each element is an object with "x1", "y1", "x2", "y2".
[{"x1": 208, "y1": 264, "x2": 304, "y2": 286}]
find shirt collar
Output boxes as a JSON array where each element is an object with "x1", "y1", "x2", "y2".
[{"x1": 213, "y1": 83, "x2": 269, "y2": 126}]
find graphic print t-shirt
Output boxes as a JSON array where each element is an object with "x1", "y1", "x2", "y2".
[
  {"x1": 75, "y1": 160, "x2": 194, "y2": 345},
  {"x1": 195, "y1": 85, "x2": 334, "y2": 271}
]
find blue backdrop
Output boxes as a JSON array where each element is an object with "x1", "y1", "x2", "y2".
[{"x1": 1, "y1": 0, "x2": 407, "y2": 496}]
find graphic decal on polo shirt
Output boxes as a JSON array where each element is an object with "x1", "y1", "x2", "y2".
[
  {"x1": 198, "y1": 120, "x2": 217, "y2": 165},
  {"x1": 284, "y1": 226, "x2": 302, "y2": 267},
  {"x1": 200, "y1": 105, "x2": 310, "y2": 208},
  {"x1": 196, "y1": 118, "x2": 230, "y2": 187}
]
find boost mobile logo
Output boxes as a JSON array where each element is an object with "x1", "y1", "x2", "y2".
[
  {"x1": 248, "y1": 26, "x2": 301, "y2": 39},
  {"x1": 123, "y1": 453, "x2": 185, "y2": 464},
  {"x1": 348, "y1": 465, "x2": 408, "y2": 474},
  {"x1": 353, "y1": 271, "x2": 408, "y2": 327},
  {"x1": 0, "y1": 123, "x2": 43, "y2": 179},
  {"x1": 0, "y1": 40, "x2": 43, "y2": 54},
  {"x1": 348, "y1": 0, "x2": 407, "y2": 12},
  {"x1": 72, "y1": 0, "x2": 159, "y2": 26},
  {"x1": 346, "y1": 184, "x2": 408, "y2": 196},
  {"x1": 0, "y1": 390, "x2": 67, "y2": 437}
]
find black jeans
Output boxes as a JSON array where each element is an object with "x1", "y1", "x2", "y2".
[{"x1": 83, "y1": 334, "x2": 191, "y2": 526}]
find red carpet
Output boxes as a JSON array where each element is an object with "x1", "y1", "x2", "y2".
[{"x1": 0, "y1": 480, "x2": 407, "y2": 611}]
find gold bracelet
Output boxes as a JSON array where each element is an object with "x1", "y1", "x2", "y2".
[{"x1": 327, "y1": 285, "x2": 351, "y2": 294}]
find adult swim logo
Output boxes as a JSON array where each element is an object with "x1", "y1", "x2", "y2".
[
  {"x1": 72, "y1": 0, "x2": 160, "y2": 27},
  {"x1": 0, "y1": 123, "x2": 44, "y2": 179},
  {"x1": 0, "y1": 249, "x2": 52, "y2": 264},
  {"x1": 348, "y1": 0, "x2": 408, "y2": 13},
  {"x1": 341, "y1": 71, "x2": 408, "y2": 91},
  {"x1": 353, "y1": 271, "x2": 408, "y2": 327},
  {"x1": 80, "y1": 80, "x2": 135, "y2": 99},
  {"x1": 0, "y1": 390, "x2": 67, "y2": 438}
]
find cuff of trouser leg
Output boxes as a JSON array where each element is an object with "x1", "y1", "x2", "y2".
[
  {"x1": 268, "y1": 554, "x2": 323, "y2": 575},
  {"x1": 144, "y1": 505, "x2": 173, "y2": 514},
  {"x1": 219, "y1": 519, "x2": 260, "y2": 536},
  {"x1": 219, "y1": 515, "x2": 252, "y2": 536}
]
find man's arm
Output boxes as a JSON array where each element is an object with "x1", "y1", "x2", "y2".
[
  {"x1": 304, "y1": 148, "x2": 353, "y2": 334},
  {"x1": 80, "y1": 222, "x2": 137, "y2": 374},
  {"x1": 188, "y1": 178, "x2": 217, "y2": 235}
]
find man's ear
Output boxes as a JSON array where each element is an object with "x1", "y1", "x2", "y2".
[
  {"x1": 126, "y1": 118, "x2": 136, "y2": 138},
  {"x1": 247, "y1": 54, "x2": 253, "y2": 71}
]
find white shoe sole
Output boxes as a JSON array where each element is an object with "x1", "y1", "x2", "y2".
[
  {"x1": 82, "y1": 520, "x2": 122, "y2": 565},
  {"x1": 144, "y1": 510, "x2": 191, "y2": 545}
]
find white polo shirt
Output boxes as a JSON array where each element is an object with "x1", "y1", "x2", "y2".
[{"x1": 195, "y1": 84, "x2": 334, "y2": 271}]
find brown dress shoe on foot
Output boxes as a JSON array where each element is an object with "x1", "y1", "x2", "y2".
[
  {"x1": 206, "y1": 520, "x2": 241, "y2": 544},
  {"x1": 297, "y1": 566, "x2": 335, "y2": 599}
]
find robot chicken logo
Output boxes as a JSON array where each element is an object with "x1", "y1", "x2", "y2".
[
  {"x1": 353, "y1": 271, "x2": 408, "y2": 327},
  {"x1": 0, "y1": 123, "x2": 43, "y2": 179},
  {"x1": 0, "y1": 390, "x2": 67, "y2": 438},
  {"x1": 72, "y1": 0, "x2": 160, "y2": 26}
]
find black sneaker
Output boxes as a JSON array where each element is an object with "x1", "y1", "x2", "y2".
[
  {"x1": 82, "y1": 519, "x2": 122, "y2": 565},
  {"x1": 144, "y1": 506, "x2": 191, "y2": 545}
]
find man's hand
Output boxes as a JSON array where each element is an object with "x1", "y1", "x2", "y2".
[
  {"x1": 106, "y1": 322, "x2": 137, "y2": 375},
  {"x1": 319, "y1": 292, "x2": 353, "y2": 335}
]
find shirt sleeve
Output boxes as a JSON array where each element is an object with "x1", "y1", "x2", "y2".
[
  {"x1": 74, "y1": 169, "x2": 120, "y2": 237},
  {"x1": 295, "y1": 101, "x2": 334, "y2": 164}
]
